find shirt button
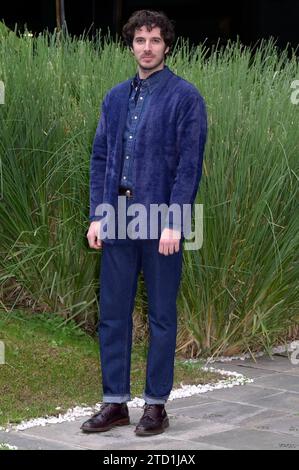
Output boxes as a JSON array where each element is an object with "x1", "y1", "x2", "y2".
[
  {"x1": 123, "y1": 176, "x2": 127, "y2": 180},
  {"x1": 129, "y1": 135, "x2": 133, "y2": 139},
  {"x1": 140, "y1": 96, "x2": 143, "y2": 100},
  {"x1": 134, "y1": 116, "x2": 138, "y2": 119},
  {"x1": 126, "y1": 156, "x2": 130, "y2": 159}
]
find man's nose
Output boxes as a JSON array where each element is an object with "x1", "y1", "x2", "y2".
[{"x1": 144, "y1": 41, "x2": 152, "y2": 52}]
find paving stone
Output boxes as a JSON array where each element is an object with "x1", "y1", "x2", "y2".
[
  {"x1": 13, "y1": 412, "x2": 203, "y2": 450},
  {"x1": 253, "y1": 374, "x2": 299, "y2": 393},
  {"x1": 236, "y1": 409, "x2": 291, "y2": 427},
  {"x1": 234, "y1": 356, "x2": 299, "y2": 373},
  {"x1": 16, "y1": 423, "x2": 128, "y2": 450},
  {"x1": 165, "y1": 400, "x2": 264, "y2": 424},
  {"x1": 200, "y1": 384, "x2": 284, "y2": 404},
  {"x1": 12, "y1": 410, "x2": 140, "y2": 450},
  {"x1": 103, "y1": 437, "x2": 229, "y2": 450},
  {"x1": 11, "y1": 418, "x2": 230, "y2": 450},
  {"x1": 228, "y1": 366, "x2": 280, "y2": 379},
  {"x1": 246, "y1": 414, "x2": 299, "y2": 437},
  {"x1": 0, "y1": 430, "x2": 83, "y2": 450},
  {"x1": 282, "y1": 368, "x2": 299, "y2": 376},
  {"x1": 253, "y1": 391, "x2": 299, "y2": 412},
  {"x1": 166, "y1": 396, "x2": 218, "y2": 410},
  {"x1": 211, "y1": 363, "x2": 280, "y2": 378},
  {"x1": 154, "y1": 414, "x2": 236, "y2": 438}
]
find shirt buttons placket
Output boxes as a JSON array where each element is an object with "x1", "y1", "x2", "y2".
[{"x1": 121, "y1": 87, "x2": 146, "y2": 188}]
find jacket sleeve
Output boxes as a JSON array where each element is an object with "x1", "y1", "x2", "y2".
[
  {"x1": 166, "y1": 92, "x2": 207, "y2": 232},
  {"x1": 89, "y1": 94, "x2": 109, "y2": 222}
]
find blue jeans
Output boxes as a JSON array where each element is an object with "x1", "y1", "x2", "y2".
[{"x1": 98, "y1": 235, "x2": 184, "y2": 405}]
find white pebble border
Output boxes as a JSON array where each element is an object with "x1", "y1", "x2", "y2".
[
  {"x1": 201, "y1": 340, "x2": 299, "y2": 364},
  {"x1": 0, "y1": 367, "x2": 251, "y2": 433},
  {"x1": 0, "y1": 341, "x2": 296, "y2": 434}
]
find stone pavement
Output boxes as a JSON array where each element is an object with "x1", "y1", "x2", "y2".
[{"x1": 1, "y1": 353, "x2": 298, "y2": 450}]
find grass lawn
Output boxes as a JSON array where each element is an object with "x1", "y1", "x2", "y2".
[{"x1": 0, "y1": 310, "x2": 223, "y2": 428}]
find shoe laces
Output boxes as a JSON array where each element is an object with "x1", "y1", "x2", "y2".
[
  {"x1": 92, "y1": 402, "x2": 111, "y2": 418},
  {"x1": 142, "y1": 404, "x2": 163, "y2": 421}
]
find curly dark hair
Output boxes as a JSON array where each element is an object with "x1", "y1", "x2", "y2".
[{"x1": 122, "y1": 10, "x2": 175, "y2": 53}]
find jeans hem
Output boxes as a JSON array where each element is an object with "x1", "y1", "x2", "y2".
[{"x1": 142, "y1": 393, "x2": 168, "y2": 404}]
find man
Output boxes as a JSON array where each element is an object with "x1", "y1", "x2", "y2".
[{"x1": 81, "y1": 10, "x2": 207, "y2": 436}]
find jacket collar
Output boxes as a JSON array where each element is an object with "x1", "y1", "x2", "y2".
[{"x1": 131, "y1": 65, "x2": 171, "y2": 94}]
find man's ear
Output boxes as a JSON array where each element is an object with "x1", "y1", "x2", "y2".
[
  {"x1": 130, "y1": 46, "x2": 134, "y2": 54},
  {"x1": 165, "y1": 46, "x2": 170, "y2": 56}
]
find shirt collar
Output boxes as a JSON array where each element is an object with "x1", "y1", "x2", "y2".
[{"x1": 131, "y1": 65, "x2": 169, "y2": 94}]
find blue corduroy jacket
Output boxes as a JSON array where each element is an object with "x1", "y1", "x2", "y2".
[{"x1": 89, "y1": 66, "x2": 207, "y2": 241}]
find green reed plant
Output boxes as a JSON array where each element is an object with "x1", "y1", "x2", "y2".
[{"x1": 175, "y1": 39, "x2": 299, "y2": 356}]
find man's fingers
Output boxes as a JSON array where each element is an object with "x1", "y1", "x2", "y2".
[
  {"x1": 159, "y1": 239, "x2": 166, "y2": 255},
  {"x1": 158, "y1": 240, "x2": 179, "y2": 256},
  {"x1": 159, "y1": 227, "x2": 181, "y2": 255},
  {"x1": 91, "y1": 237, "x2": 102, "y2": 249},
  {"x1": 88, "y1": 237, "x2": 101, "y2": 249},
  {"x1": 87, "y1": 224, "x2": 102, "y2": 250}
]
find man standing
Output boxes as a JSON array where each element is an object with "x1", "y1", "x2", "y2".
[{"x1": 82, "y1": 10, "x2": 207, "y2": 436}]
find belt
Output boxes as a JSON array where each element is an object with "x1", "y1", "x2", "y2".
[{"x1": 118, "y1": 187, "x2": 134, "y2": 197}]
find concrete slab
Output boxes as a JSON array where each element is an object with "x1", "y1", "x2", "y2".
[
  {"x1": 165, "y1": 400, "x2": 264, "y2": 425},
  {"x1": 210, "y1": 363, "x2": 280, "y2": 378},
  {"x1": 166, "y1": 396, "x2": 218, "y2": 410},
  {"x1": 153, "y1": 414, "x2": 236, "y2": 438},
  {"x1": 4, "y1": 418, "x2": 231, "y2": 451},
  {"x1": 199, "y1": 384, "x2": 284, "y2": 404},
  {"x1": 253, "y1": 374, "x2": 299, "y2": 393},
  {"x1": 235, "y1": 409, "x2": 291, "y2": 427},
  {"x1": 252, "y1": 391, "x2": 299, "y2": 412},
  {"x1": 100, "y1": 437, "x2": 229, "y2": 450},
  {"x1": 247, "y1": 414, "x2": 299, "y2": 437},
  {"x1": 233, "y1": 356, "x2": 298, "y2": 373},
  {"x1": 0, "y1": 430, "x2": 84, "y2": 450},
  {"x1": 282, "y1": 369, "x2": 299, "y2": 376}
]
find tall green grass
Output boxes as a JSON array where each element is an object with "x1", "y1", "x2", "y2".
[{"x1": 0, "y1": 28, "x2": 298, "y2": 356}]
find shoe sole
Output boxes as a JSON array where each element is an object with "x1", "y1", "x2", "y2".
[
  {"x1": 134, "y1": 417, "x2": 169, "y2": 436},
  {"x1": 81, "y1": 417, "x2": 130, "y2": 433}
]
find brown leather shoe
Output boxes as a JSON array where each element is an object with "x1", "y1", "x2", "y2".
[
  {"x1": 80, "y1": 403, "x2": 130, "y2": 432},
  {"x1": 134, "y1": 404, "x2": 169, "y2": 436}
]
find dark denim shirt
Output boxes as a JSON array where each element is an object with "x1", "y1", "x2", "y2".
[{"x1": 119, "y1": 66, "x2": 168, "y2": 189}]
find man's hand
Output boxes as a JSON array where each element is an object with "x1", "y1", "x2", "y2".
[
  {"x1": 87, "y1": 221, "x2": 102, "y2": 250},
  {"x1": 158, "y1": 227, "x2": 181, "y2": 255}
]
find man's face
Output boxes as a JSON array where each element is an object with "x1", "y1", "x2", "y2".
[{"x1": 131, "y1": 25, "x2": 169, "y2": 71}]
